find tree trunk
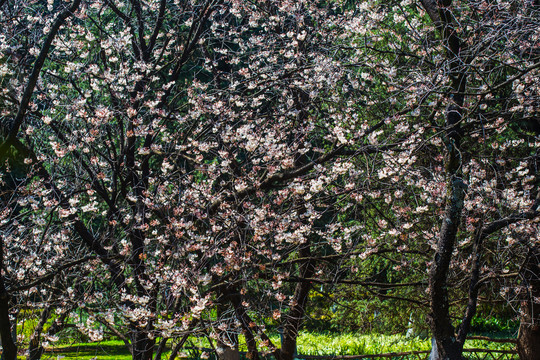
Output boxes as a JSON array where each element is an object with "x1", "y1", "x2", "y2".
[
  {"x1": 427, "y1": 176, "x2": 467, "y2": 360},
  {"x1": 280, "y1": 245, "x2": 314, "y2": 360},
  {"x1": 419, "y1": 1, "x2": 469, "y2": 359},
  {"x1": 0, "y1": 236, "x2": 17, "y2": 360},
  {"x1": 153, "y1": 337, "x2": 168, "y2": 360},
  {"x1": 167, "y1": 333, "x2": 190, "y2": 360},
  {"x1": 220, "y1": 347, "x2": 240, "y2": 360},
  {"x1": 517, "y1": 246, "x2": 540, "y2": 360},
  {"x1": 0, "y1": 289, "x2": 17, "y2": 360},
  {"x1": 230, "y1": 289, "x2": 260, "y2": 360},
  {"x1": 27, "y1": 306, "x2": 51, "y2": 360},
  {"x1": 130, "y1": 328, "x2": 155, "y2": 360},
  {"x1": 215, "y1": 298, "x2": 240, "y2": 360}
]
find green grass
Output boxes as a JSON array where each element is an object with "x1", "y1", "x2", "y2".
[
  {"x1": 292, "y1": 332, "x2": 515, "y2": 355},
  {"x1": 17, "y1": 340, "x2": 133, "y2": 360},
  {"x1": 29, "y1": 332, "x2": 515, "y2": 360},
  {"x1": 295, "y1": 332, "x2": 430, "y2": 355},
  {"x1": 42, "y1": 341, "x2": 133, "y2": 360}
]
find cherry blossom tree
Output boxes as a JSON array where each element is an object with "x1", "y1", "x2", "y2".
[
  {"x1": 0, "y1": 1, "x2": 538, "y2": 360},
  {"x1": 340, "y1": 0, "x2": 539, "y2": 359},
  {"x1": 0, "y1": 1, "x2": 387, "y2": 359}
]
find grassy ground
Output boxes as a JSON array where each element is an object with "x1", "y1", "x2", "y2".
[
  {"x1": 41, "y1": 340, "x2": 134, "y2": 360},
  {"x1": 27, "y1": 332, "x2": 516, "y2": 360},
  {"x1": 294, "y1": 332, "x2": 516, "y2": 355}
]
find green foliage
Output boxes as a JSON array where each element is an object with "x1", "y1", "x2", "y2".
[
  {"x1": 470, "y1": 316, "x2": 518, "y2": 334},
  {"x1": 295, "y1": 332, "x2": 430, "y2": 355}
]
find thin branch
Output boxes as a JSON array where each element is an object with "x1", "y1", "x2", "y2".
[
  {"x1": 147, "y1": 0, "x2": 167, "y2": 56},
  {"x1": 1, "y1": 0, "x2": 82, "y2": 147},
  {"x1": 8, "y1": 256, "x2": 97, "y2": 292},
  {"x1": 103, "y1": 0, "x2": 131, "y2": 22},
  {"x1": 95, "y1": 314, "x2": 133, "y2": 353}
]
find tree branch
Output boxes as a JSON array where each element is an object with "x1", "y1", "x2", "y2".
[
  {"x1": 8, "y1": 256, "x2": 98, "y2": 293},
  {"x1": 1, "y1": 0, "x2": 82, "y2": 148}
]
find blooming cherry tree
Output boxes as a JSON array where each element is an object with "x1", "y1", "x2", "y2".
[{"x1": 0, "y1": 1, "x2": 538, "y2": 360}]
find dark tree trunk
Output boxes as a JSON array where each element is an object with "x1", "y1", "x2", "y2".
[
  {"x1": 517, "y1": 246, "x2": 540, "y2": 360},
  {"x1": 130, "y1": 305, "x2": 156, "y2": 360},
  {"x1": 0, "y1": 287, "x2": 17, "y2": 360},
  {"x1": 27, "y1": 306, "x2": 51, "y2": 360},
  {"x1": 131, "y1": 330, "x2": 155, "y2": 360},
  {"x1": 26, "y1": 308, "x2": 70, "y2": 360},
  {"x1": 427, "y1": 177, "x2": 467, "y2": 360},
  {"x1": 230, "y1": 289, "x2": 260, "y2": 360},
  {"x1": 0, "y1": 236, "x2": 17, "y2": 360},
  {"x1": 128, "y1": 293, "x2": 156, "y2": 360},
  {"x1": 215, "y1": 298, "x2": 240, "y2": 360},
  {"x1": 167, "y1": 333, "x2": 190, "y2": 360},
  {"x1": 419, "y1": 1, "x2": 469, "y2": 359},
  {"x1": 280, "y1": 245, "x2": 314, "y2": 360},
  {"x1": 220, "y1": 347, "x2": 240, "y2": 360},
  {"x1": 153, "y1": 337, "x2": 168, "y2": 360}
]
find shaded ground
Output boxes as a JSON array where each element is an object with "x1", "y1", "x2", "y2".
[{"x1": 42, "y1": 341, "x2": 135, "y2": 360}]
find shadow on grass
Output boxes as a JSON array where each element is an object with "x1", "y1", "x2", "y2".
[
  {"x1": 43, "y1": 343, "x2": 133, "y2": 359},
  {"x1": 48, "y1": 344, "x2": 130, "y2": 353}
]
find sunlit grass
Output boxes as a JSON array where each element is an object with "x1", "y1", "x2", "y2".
[
  {"x1": 26, "y1": 332, "x2": 515, "y2": 360},
  {"x1": 292, "y1": 332, "x2": 515, "y2": 355},
  {"x1": 39, "y1": 340, "x2": 134, "y2": 360},
  {"x1": 295, "y1": 332, "x2": 431, "y2": 355}
]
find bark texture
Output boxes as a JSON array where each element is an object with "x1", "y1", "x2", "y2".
[
  {"x1": 280, "y1": 245, "x2": 314, "y2": 360},
  {"x1": 517, "y1": 246, "x2": 540, "y2": 360},
  {"x1": 428, "y1": 177, "x2": 467, "y2": 360},
  {"x1": 420, "y1": 1, "x2": 469, "y2": 358},
  {"x1": 0, "y1": 284, "x2": 17, "y2": 360},
  {"x1": 0, "y1": 235, "x2": 17, "y2": 360}
]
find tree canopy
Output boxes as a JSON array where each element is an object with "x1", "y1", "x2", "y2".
[{"x1": 0, "y1": 1, "x2": 538, "y2": 360}]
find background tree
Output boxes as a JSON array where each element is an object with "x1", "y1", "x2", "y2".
[
  {"x1": 0, "y1": 1, "x2": 387, "y2": 359},
  {"x1": 345, "y1": 0, "x2": 539, "y2": 358}
]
